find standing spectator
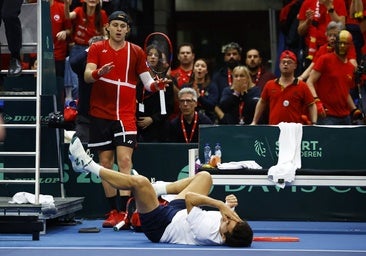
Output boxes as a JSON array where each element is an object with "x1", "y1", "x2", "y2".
[
  {"x1": 298, "y1": 21, "x2": 357, "y2": 81},
  {"x1": 101, "y1": 0, "x2": 122, "y2": 16},
  {"x1": 211, "y1": 42, "x2": 243, "y2": 100},
  {"x1": 0, "y1": 113, "x2": 5, "y2": 141},
  {"x1": 245, "y1": 48, "x2": 276, "y2": 91},
  {"x1": 169, "y1": 43, "x2": 195, "y2": 120},
  {"x1": 84, "y1": 11, "x2": 166, "y2": 227},
  {"x1": 245, "y1": 48, "x2": 276, "y2": 124},
  {"x1": 0, "y1": 0, "x2": 23, "y2": 77},
  {"x1": 279, "y1": 0, "x2": 305, "y2": 55},
  {"x1": 64, "y1": 0, "x2": 108, "y2": 105},
  {"x1": 170, "y1": 43, "x2": 195, "y2": 88},
  {"x1": 307, "y1": 30, "x2": 360, "y2": 124},
  {"x1": 251, "y1": 50, "x2": 317, "y2": 125},
  {"x1": 297, "y1": 0, "x2": 347, "y2": 67},
  {"x1": 215, "y1": 66, "x2": 261, "y2": 125},
  {"x1": 136, "y1": 45, "x2": 174, "y2": 142},
  {"x1": 346, "y1": 0, "x2": 365, "y2": 64},
  {"x1": 181, "y1": 58, "x2": 219, "y2": 123},
  {"x1": 50, "y1": 0, "x2": 72, "y2": 78},
  {"x1": 169, "y1": 88, "x2": 212, "y2": 143}
]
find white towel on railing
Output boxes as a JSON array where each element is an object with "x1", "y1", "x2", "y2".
[
  {"x1": 268, "y1": 122, "x2": 303, "y2": 188},
  {"x1": 217, "y1": 161, "x2": 262, "y2": 170},
  {"x1": 8, "y1": 192, "x2": 55, "y2": 206}
]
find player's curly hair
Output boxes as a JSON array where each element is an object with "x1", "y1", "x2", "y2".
[{"x1": 224, "y1": 220, "x2": 253, "y2": 247}]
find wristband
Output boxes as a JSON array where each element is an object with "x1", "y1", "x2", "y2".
[
  {"x1": 354, "y1": 11, "x2": 363, "y2": 19},
  {"x1": 92, "y1": 69, "x2": 101, "y2": 80},
  {"x1": 149, "y1": 82, "x2": 158, "y2": 92}
]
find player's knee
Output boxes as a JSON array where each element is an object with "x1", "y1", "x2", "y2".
[
  {"x1": 196, "y1": 171, "x2": 212, "y2": 183},
  {"x1": 118, "y1": 155, "x2": 132, "y2": 170},
  {"x1": 133, "y1": 175, "x2": 151, "y2": 188}
]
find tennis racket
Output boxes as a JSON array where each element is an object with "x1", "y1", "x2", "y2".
[
  {"x1": 144, "y1": 32, "x2": 173, "y2": 115},
  {"x1": 253, "y1": 236, "x2": 300, "y2": 242}
]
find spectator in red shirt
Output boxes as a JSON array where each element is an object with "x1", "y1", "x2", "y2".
[
  {"x1": 169, "y1": 43, "x2": 195, "y2": 120},
  {"x1": 297, "y1": 0, "x2": 347, "y2": 65},
  {"x1": 307, "y1": 30, "x2": 360, "y2": 124},
  {"x1": 251, "y1": 50, "x2": 317, "y2": 125}
]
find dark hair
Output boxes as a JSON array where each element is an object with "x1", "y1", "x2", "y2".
[
  {"x1": 82, "y1": 2, "x2": 104, "y2": 35},
  {"x1": 224, "y1": 220, "x2": 253, "y2": 247},
  {"x1": 177, "y1": 42, "x2": 195, "y2": 54}
]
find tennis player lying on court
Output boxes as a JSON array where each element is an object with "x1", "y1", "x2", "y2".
[{"x1": 68, "y1": 135, "x2": 253, "y2": 247}]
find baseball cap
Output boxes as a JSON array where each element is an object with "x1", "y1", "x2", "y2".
[
  {"x1": 280, "y1": 50, "x2": 297, "y2": 63},
  {"x1": 108, "y1": 11, "x2": 131, "y2": 25}
]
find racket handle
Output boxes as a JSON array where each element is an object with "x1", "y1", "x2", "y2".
[
  {"x1": 159, "y1": 90, "x2": 167, "y2": 115},
  {"x1": 113, "y1": 220, "x2": 126, "y2": 231}
]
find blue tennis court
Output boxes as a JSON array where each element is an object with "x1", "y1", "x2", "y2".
[{"x1": 1, "y1": 219, "x2": 366, "y2": 256}]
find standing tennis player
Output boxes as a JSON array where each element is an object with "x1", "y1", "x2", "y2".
[
  {"x1": 69, "y1": 135, "x2": 253, "y2": 247},
  {"x1": 84, "y1": 11, "x2": 165, "y2": 228}
]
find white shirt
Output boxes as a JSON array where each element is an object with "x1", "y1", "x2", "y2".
[{"x1": 160, "y1": 206, "x2": 224, "y2": 245}]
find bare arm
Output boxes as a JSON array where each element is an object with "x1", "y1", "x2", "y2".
[
  {"x1": 250, "y1": 98, "x2": 266, "y2": 125},
  {"x1": 347, "y1": 93, "x2": 357, "y2": 110},
  {"x1": 214, "y1": 105, "x2": 225, "y2": 120},
  {"x1": 64, "y1": 0, "x2": 76, "y2": 20},
  {"x1": 308, "y1": 102, "x2": 318, "y2": 124},
  {"x1": 84, "y1": 62, "x2": 115, "y2": 83},
  {"x1": 84, "y1": 63, "x2": 98, "y2": 83},
  {"x1": 323, "y1": 0, "x2": 346, "y2": 24},
  {"x1": 299, "y1": 62, "x2": 314, "y2": 81},
  {"x1": 306, "y1": 69, "x2": 321, "y2": 98},
  {"x1": 298, "y1": 18, "x2": 312, "y2": 37},
  {"x1": 185, "y1": 192, "x2": 242, "y2": 223}
]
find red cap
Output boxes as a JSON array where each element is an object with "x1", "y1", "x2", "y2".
[{"x1": 280, "y1": 50, "x2": 297, "y2": 63}]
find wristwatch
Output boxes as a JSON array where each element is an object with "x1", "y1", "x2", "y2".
[{"x1": 328, "y1": 8, "x2": 334, "y2": 13}]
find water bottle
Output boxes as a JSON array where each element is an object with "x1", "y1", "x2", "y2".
[
  {"x1": 203, "y1": 143, "x2": 211, "y2": 164},
  {"x1": 214, "y1": 143, "x2": 222, "y2": 163},
  {"x1": 195, "y1": 156, "x2": 201, "y2": 173}
]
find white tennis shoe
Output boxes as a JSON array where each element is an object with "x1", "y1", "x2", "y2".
[{"x1": 68, "y1": 136, "x2": 92, "y2": 173}]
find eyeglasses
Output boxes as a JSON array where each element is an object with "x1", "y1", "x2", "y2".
[
  {"x1": 280, "y1": 60, "x2": 295, "y2": 65},
  {"x1": 179, "y1": 99, "x2": 195, "y2": 104}
]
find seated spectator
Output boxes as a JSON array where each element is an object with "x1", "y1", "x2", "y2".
[{"x1": 169, "y1": 87, "x2": 212, "y2": 143}]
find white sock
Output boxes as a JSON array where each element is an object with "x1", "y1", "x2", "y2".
[
  {"x1": 85, "y1": 160, "x2": 102, "y2": 176},
  {"x1": 152, "y1": 181, "x2": 168, "y2": 197}
]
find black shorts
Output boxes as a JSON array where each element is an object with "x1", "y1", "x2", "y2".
[
  {"x1": 139, "y1": 199, "x2": 186, "y2": 243},
  {"x1": 88, "y1": 117, "x2": 137, "y2": 151}
]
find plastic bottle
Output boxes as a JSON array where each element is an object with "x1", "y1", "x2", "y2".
[
  {"x1": 214, "y1": 143, "x2": 222, "y2": 163},
  {"x1": 194, "y1": 156, "x2": 201, "y2": 173},
  {"x1": 203, "y1": 143, "x2": 211, "y2": 164}
]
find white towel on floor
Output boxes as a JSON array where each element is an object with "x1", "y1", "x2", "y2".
[{"x1": 268, "y1": 122, "x2": 303, "y2": 188}]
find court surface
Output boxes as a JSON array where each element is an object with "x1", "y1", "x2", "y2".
[{"x1": 1, "y1": 219, "x2": 366, "y2": 256}]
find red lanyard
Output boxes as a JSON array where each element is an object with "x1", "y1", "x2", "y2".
[
  {"x1": 239, "y1": 101, "x2": 245, "y2": 124},
  {"x1": 227, "y1": 69, "x2": 232, "y2": 86},
  {"x1": 180, "y1": 111, "x2": 198, "y2": 143},
  {"x1": 254, "y1": 68, "x2": 262, "y2": 84}
]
